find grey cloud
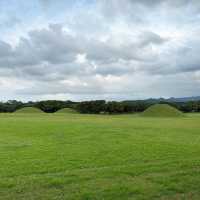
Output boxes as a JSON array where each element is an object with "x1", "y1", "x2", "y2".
[
  {"x1": 139, "y1": 31, "x2": 168, "y2": 47},
  {"x1": 100, "y1": 0, "x2": 200, "y2": 8},
  {"x1": 0, "y1": 24, "x2": 82, "y2": 69},
  {"x1": 0, "y1": 21, "x2": 198, "y2": 82},
  {"x1": 0, "y1": 41, "x2": 12, "y2": 57},
  {"x1": 98, "y1": 0, "x2": 200, "y2": 26},
  {"x1": 0, "y1": 24, "x2": 167, "y2": 74},
  {"x1": 16, "y1": 77, "x2": 105, "y2": 95}
]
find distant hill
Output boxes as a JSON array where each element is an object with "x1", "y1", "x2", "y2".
[
  {"x1": 167, "y1": 96, "x2": 200, "y2": 102},
  {"x1": 145, "y1": 96, "x2": 200, "y2": 103}
]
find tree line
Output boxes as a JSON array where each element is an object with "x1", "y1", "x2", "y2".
[{"x1": 0, "y1": 99, "x2": 200, "y2": 114}]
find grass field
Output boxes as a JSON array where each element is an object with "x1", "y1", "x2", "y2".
[{"x1": 0, "y1": 113, "x2": 200, "y2": 199}]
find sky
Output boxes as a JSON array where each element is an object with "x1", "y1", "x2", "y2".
[{"x1": 0, "y1": 0, "x2": 200, "y2": 101}]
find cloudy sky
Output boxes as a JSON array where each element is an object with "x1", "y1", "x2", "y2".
[{"x1": 0, "y1": 0, "x2": 200, "y2": 101}]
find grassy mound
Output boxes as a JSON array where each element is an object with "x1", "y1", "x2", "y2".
[
  {"x1": 15, "y1": 107, "x2": 44, "y2": 114},
  {"x1": 142, "y1": 104, "x2": 184, "y2": 117},
  {"x1": 56, "y1": 108, "x2": 78, "y2": 114}
]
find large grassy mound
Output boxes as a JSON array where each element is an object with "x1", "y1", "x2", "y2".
[
  {"x1": 142, "y1": 104, "x2": 184, "y2": 117},
  {"x1": 15, "y1": 107, "x2": 44, "y2": 113},
  {"x1": 56, "y1": 107, "x2": 78, "y2": 114}
]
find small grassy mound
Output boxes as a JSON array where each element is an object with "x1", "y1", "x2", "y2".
[
  {"x1": 56, "y1": 108, "x2": 78, "y2": 114},
  {"x1": 15, "y1": 107, "x2": 44, "y2": 114},
  {"x1": 142, "y1": 104, "x2": 184, "y2": 117}
]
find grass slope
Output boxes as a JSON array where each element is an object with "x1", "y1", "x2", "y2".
[
  {"x1": 56, "y1": 107, "x2": 78, "y2": 114},
  {"x1": 15, "y1": 107, "x2": 43, "y2": 113},
  {"x1": 142, "y1": 104, "x2": 184, "y2": 117},
  {"x1": 0, "y1": 113, "x2": 200, "y2": 199}
]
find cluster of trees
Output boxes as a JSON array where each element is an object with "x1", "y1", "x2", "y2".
[
  {"x1": 0, "y1": 100, "x2": 23, "y2": 112},
  {"x1": 77, "y1": 100, "x2": 151, "y2": 114},
  {"x1": 0, "y1": 100, "x2": 76, "y2": 113},
  {"x1": 178, "y1": 101, "x2": 200, "y2": 112},
  {"x1": 35, "y1": 100, "x2": 76, "y2": 113},
  {"x1": 0, "y1": 99, "x2": 200, "y2": 114}
]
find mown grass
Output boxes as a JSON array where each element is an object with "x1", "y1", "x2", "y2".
[{"x1": 0, "y1": 113, "x2": 200, "y2": 199}]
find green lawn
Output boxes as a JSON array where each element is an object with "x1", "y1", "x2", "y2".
[{"x1": 0, "y1": 113, "x2": 200, "y2": 199}]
